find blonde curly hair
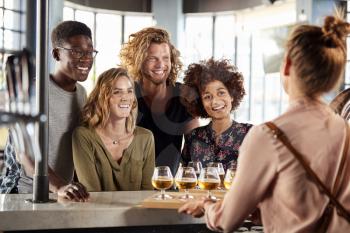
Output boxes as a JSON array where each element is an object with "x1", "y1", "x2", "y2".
[{"x1": 119, "y1": 27, "x2": 182, "y2": 86}]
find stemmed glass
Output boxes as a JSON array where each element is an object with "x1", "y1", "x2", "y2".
[
  {"x1": 227, "y1": 160, "x2": 238, "y2": 170},
  {"x1": 151, "y1": 166, "x2": 174, "y2": 200},
  {"x1": 224, "y1": 160, "x2": 237, "y2": 190},
  {"x1": 175, "y1": 167, "x2": 197, "y2": 200},
  {"x1": 207, "y1": 162, "x2": 225, "y2": 188},
  {"x1": 223, "y1": 168, "x2": 236, "y2": 190},
  {"x1": 197, "y1": 167, "x2": 220, "y2": 199},
  {"x1": 187, "y1": 161, "x2": 202, "y2": 178}
]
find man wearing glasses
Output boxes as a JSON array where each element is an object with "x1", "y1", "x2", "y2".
[{"x1": 0, "y1": 21, "x2": 95, "y2": 201}]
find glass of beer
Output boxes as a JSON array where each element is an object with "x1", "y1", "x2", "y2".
[
  {"x1": 224, "y1": 168, "x2": 236, "y2": 190},
  {"x1": 207, "y1": 162, "x2": 225, "y2": 188},
  {"x1": 151, "y1": 166, "x2": 174, "y2": 200},
  {"x1": 227, "y1": 160, "x2": 238, "y2": 170},
  {"x1": 198, "y1": 167, "x2": 220, "y2": 199},
  {"x1": 187, "y1": 161, "x2": 202, "y2": 178},
  {"x1": 175, "y1": 167, "x2": 197, "y2": 200}
]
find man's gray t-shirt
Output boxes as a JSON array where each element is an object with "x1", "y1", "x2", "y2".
[{"x1": 17, "y1": 78, "x2": 87, "y2": 193}]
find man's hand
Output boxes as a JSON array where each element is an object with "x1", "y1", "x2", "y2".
[
  {"x1": 57, "y1": 182, "x2": 89, "y2": 202},
  {"x1": 178, "y1": 197, "x2": 214, "y2": 218}
]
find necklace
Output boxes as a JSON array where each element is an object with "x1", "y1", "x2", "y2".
[
  {"x1": 110, "y1": 134, "x2": 129, "y2": 145},
  {"x1": 98, "y1": 128, "x2": 129, "y2": 146}
]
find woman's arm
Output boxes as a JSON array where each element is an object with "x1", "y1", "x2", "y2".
[
  {"x1": 8, "y1": 131, "x2": 88, "y2": 201},
  {"x1": 179, "y1": 125, "x2": 278, "y2": 232},
  {"x1": 141, "y1": 133, "x2": 155, "y2": 190},
  {"x1": 72, "y1": 128, "x2": 102, "y2": 192},
  {"x1": 206, "y1": 125, "x2": 278, "y2": 231}
]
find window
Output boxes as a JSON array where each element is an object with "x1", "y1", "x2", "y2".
[
  {"x1": 2, "y1": 0, "x2": 25, "y2": 50},
  {"x1": 183, "y1": 2, "x2": 295, "y2": 124},
  {"x1": 235, "y1": 32, "x2": 252, "y2": 122},
  {"x1": 124, "y1": 15, "x2": 153, "y2": 43},
  {"x1": 63, "y1": 6, "x2": 74, "y2": 20},
  {"x1": 183, "y1": 15, "x2": 213, "y2": 68},
  {"x1": 214, "y1": 14, "x2": 235, "y2": 62},
  {"x1": 96, "y1": 13, "x2": 122, "y2": 75},
  {"x1": 0, "y1": 0, "x2": 26, "y2": 110}
]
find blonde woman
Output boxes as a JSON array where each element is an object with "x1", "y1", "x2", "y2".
[
  {"x1": 179, "y1": 15, "x2": 350, "y2": 232},
  {"x1": 72, "y1": 68, "x2": 155, "y2": 191}
]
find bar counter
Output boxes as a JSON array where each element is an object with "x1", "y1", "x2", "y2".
[{"x1": 0, "y1": 191, "x2": 210, "y2": 232}]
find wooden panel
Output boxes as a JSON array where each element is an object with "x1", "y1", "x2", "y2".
[{"x1": 141, "y1": 189, "x2": 226, "y2": 209}]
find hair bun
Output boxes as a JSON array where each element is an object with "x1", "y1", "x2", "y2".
[{"x1": 322, "y1": 16, "x2": 350, "y2": 43}]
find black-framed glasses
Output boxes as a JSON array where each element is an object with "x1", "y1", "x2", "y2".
[{"x1": 56, "y1": 47, "x2": 98, "y2": 59}]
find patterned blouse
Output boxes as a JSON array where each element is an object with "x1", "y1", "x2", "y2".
[{"x1": 181, "y1": 121, "x2": 253, "y2": 170}]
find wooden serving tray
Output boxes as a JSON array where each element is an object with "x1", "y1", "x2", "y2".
[{"x1": 141, "y1": 189, "x2": 226, "y2": 209}]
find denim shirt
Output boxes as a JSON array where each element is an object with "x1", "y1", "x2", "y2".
[{"x1": 0, "y1": 132, "x2": 21, "y2": 193}]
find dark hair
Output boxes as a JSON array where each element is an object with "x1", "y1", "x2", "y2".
[
  {"x1": 51, "y1": 21, "x2": 92, "y2": 47},
  {"x1": 286, "y1": 14, "x2": 350, "y2": 96},
  {"x1": 119, "y1": 27, "x2": 182, "y2": 86},
  {"x1": 181, "y1": 58, "x2": 245, "y2": 118}
]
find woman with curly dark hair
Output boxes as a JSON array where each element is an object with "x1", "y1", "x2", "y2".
[{"x1": 180, "y1": 58, "x2": 252, "y2": 170}]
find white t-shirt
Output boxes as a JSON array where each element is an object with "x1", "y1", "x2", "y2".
[{"x1": 17, "y1": 77, "x2": 86, "y2": 193}]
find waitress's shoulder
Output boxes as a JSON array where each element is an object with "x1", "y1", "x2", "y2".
[{"x1": 235, "y1": 120, "x2": 285, "y2": 139}]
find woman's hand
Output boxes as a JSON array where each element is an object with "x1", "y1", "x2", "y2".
[
  {"x1": 57, "y1": 182, "x2": 89, "y2": 202},
  {"x1": 178, "y1": 197, "x2": 214, "y2": 218}
]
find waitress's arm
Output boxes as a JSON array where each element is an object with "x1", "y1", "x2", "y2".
[{"x1": 204, "y1": 125, "x2": 278, "y2": 232}]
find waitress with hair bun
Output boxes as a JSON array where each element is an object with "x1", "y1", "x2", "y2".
[{"x1": 179, "y1": 14, "x2": 350, "y2": 233}]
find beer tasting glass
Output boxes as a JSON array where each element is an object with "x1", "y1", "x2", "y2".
[
  {"x1": 175, "y1": 167, "x2": 197, "y2": 200},
  {"x1": 224, "y1": 168, "x2": 236, "y2": 190},
  {"x1": 207, "y1": 162, "x2": 225, "y2": 188},
  {"x1": 187, "y1": 161, "x2": 202, "y2": 178},
  {"x1": 198, "y1": 167, "x2": 220, "y2": 199},
  {"x1": 151, "y1": 166, "x2": 174, "y2": 200},
  {"x1": 227, "y1": 160, "x2": 238, "y2": 170}
]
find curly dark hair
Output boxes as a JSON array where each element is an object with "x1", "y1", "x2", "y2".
[
  {"x1": 181, "y1": 58, "x2": 245, "y2": 118},
  {"x1": 51, "y1": 20, "x2": 92, "y2": 47}
]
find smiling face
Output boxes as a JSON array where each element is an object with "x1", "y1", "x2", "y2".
[
  {"x1": 109, "y1": 75, "x2": 135, "y2": 120},
  {"x1": 201, "y1": 80, "x2": 233, "y2": 120},
  {"x1": 142, "y1": 42, "x2": 171, "y2": 85},
  {"x1": 55, "y1": 35, "x2": 94, "y2": 82}
]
